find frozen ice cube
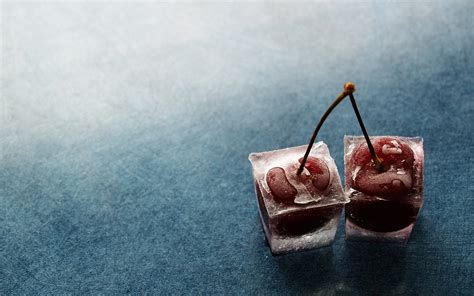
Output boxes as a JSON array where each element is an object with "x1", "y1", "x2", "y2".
[
  {"x1": 344, "y1": 135, "x2": 424, "y2": 242},
  {"x1": 249, "y1": 142, "x2": 348, "y2": 254}
]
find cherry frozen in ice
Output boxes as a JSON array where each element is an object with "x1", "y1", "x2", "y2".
[
  {"x1": 266, "y1": 157, "x2": 330, "y2": 204},
  {"x1": 274, "y1": 205, "x2": 343, "y2": 237},
  {"x1": 348, "y1": 137, "x2": 415, "y2": 198},
  {"x1": 346, "y1": 197, "x2": 419, "y2": 232},
  {"x1": 266, "y1": 167, "x2": 297, "y2": 203},
  {"x1": 298, "y1": 156, "x2": 330, "y2": 191}
]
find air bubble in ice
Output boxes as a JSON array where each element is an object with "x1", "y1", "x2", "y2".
[
  {"x1": 382, "y1": 144, "x2": 402, "y2": 155},
  {"x1": 392, "y1": 180, "x2": 402, "y2": 187}
]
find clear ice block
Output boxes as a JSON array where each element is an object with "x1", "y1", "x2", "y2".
[
  {"x1": 248, "y1": 142, "x2": 348, "y2": 255},
  {"x1": 344, "y1": 136, "x2": 424, "y2": 242}
]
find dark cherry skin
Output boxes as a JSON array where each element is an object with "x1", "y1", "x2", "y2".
[
  {"x1": 266, "y1": 157, "x2": 330, "y2": 204},
  {"x1": 348, "y1": 137, "x2": 415, "y2": 198},
  {"x1": 273, "y1": 205, "x2": 343, "y2": 237},
  {"x1": 256, "y1": 181, "x2": 341, "y2": 240},
  {"x1": 346, "y1": 199, "x2": 419, "y2": 232},
  {"x1": 347, "y1": 137, "x2": 419, "y2": 232},
  {"x1": 262, "y1": 157, "x2": 334, "y2": 236}
]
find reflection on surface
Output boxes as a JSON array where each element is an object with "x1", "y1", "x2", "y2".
[
  {"x1": 275, "y1": 247, "x2": 340, "y2": 294},
  {"x1": 344, "y1": 242, "x2": 408, "y2": 295},
  {"x1": 267, "y1": 216, "x2": 431, "y2": 294}
]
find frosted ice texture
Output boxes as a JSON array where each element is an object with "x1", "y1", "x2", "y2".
[
  {"x1": 249, "y1": 142, "x2": 348, "y2": 254},
  {"x1": 344, "y1": 136, "x2": 424, "y2": 242}
]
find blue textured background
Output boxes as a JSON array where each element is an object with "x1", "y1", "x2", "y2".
[{"x1": 1, "y1": 2, "x2": 473, "y2": 295}]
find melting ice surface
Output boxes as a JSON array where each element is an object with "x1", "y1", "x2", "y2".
[
  {"x1": 344, "y1": 135, "x2": 424, "y2": 199},
  {"x1": 382, "y1": 144, "x2": 402, "y2": 155},
  {"x1": 249, "y1": 141, "x2": 347, "y2": 216},
  {"x1": 357, "y1": 165, "x2": 413, "y2": 192},
  {"x1": 343, "y1": 135, "x2": 425, "y2": 242}
]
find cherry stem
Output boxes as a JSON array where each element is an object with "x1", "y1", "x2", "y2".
[
  {"x1": 348, "y1": 92, "x2": 384, "y2": 171},
  {"x1": 297, "y1": 82, "x2": 383, "y2": 175},
  {"x1": 297, "y1": 87, "x2": 351, "y2": 175}
]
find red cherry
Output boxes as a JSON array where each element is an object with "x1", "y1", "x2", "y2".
[
  {"x1": 346, "y1": 199, "x2": 419, "y2": 232},
  {"x1": 266, "y1": 167, "x2": 297, "y2": 203},
  {"x1": 298, "y1": 157, "x2": 330, "y2": 191},
  {"x1": 349, "y1": 137, "x2": 415, "y2": 198},
  {"x1": 351, "y1": 137, "x2": 414, "y2": 170},
  {"x1": 274, "y1": 204, "x2": 343, "y2": 236}
]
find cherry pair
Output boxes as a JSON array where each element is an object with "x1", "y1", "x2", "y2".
[{"x1": 248, "y1": 83, "x2": 424, "y2": 255}]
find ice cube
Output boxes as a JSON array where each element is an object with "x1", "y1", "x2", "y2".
[
  {"x1": 248, "y1": 142, "x2": 348, "y2": 254},
  {"x1": 344, "y1": 136, "x2": 424, "y2": 242}
]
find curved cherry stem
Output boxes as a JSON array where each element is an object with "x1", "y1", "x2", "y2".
[
  {"x1": 297, "y1": 89, "x2": 351, "y2": 175},
  {"x1": 297, "y1": 83, "x2": 383, "y2": 175},
  {"x1": 348, "y1": 93, "x2": 384, "y2": 171}
]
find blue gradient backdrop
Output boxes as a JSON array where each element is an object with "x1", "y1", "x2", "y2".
[{"x1": 1, "y1": 2, "x2": 473, "y2": 295}]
